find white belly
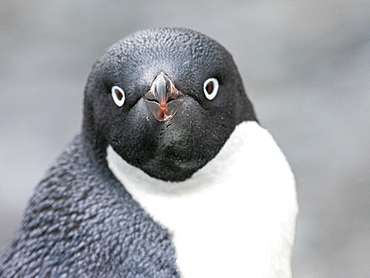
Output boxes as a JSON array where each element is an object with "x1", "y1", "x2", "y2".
[{"x1": 107, "y1": 121, "x2": 298, "y2": 278}]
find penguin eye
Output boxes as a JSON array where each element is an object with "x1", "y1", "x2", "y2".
[
  {"x1": 203, "y1": 78, "x2": 219, "y2": 100},
  {"x1": 111, "y1": 86, "x2": 125, "y2": 107}
]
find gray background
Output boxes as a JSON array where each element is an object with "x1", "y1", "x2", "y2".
[{"x1": 1, "y1": 1, "x2": 370, "y2": 277}]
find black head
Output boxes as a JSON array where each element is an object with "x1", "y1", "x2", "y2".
[{"x1": 83, "y1": 28, "x2": 257, "y2": 181}]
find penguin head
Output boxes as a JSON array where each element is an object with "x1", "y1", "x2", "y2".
[{"x1": 83, "y1": 28, "x2": 256, "y2": 182}]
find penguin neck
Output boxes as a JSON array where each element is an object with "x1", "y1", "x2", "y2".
[
  {"x1": 81, "y1": 107, "x2": 109, "y2": 165},
  {"x1": 106, "y1": 120, "x2": 298, "y2": 278}
]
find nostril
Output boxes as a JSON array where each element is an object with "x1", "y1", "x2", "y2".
[{"x1": 143, "y1": 92, "x2": 157, "y2": 102}]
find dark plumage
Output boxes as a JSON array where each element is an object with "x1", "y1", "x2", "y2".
[
  {"x1": 83, "y1": 28, "x2": 256, "y2": 182},
  {"x1": 0, "y1": 136, "x2": 178, "y2": 277},
  {"x1": 1, "y1": 28, "x2": 298, "y2": 278},
  {"x1": 0, "y1": 28, "x2": 257, "y2": 277}
]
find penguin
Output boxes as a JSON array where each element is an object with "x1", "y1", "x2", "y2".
[{"x1": 0, "y1": 28, "x2": 298, "y2": 278}]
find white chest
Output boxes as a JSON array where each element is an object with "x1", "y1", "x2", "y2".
[{"x1": 107, "y1": 121, "x2": 298, "y2": 278}]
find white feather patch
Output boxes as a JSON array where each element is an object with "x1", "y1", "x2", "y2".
[{"x1": 107, "y1": 121, "x2": 298, "y2": 278}]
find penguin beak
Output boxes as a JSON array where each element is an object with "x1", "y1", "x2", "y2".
[{"x1": 143, "y1": 72, "x2": 185, "y2": 121}]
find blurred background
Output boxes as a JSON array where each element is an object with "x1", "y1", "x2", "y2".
[{"x1": 1, "y1": 1, "x2": 369, "y2": 277}]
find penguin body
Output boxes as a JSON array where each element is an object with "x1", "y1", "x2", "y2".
[
  {"x1": 0, "y1": 28, "x2": 298, "y2": 277},
  {"x1": 107, "y1": 121, "x2": 297, "y2": 278}
]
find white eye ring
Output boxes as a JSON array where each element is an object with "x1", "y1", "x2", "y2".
[
  {"x1": 111, "y1": 86, "x2": 125, "y2": 107},
  {"x1": 203, "y1": 78, "x2": 219, "y2": 100}
]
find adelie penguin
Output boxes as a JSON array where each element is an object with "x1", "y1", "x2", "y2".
[{"x1": 0, "y1": 28, "x2": 298, "y2": 277}]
